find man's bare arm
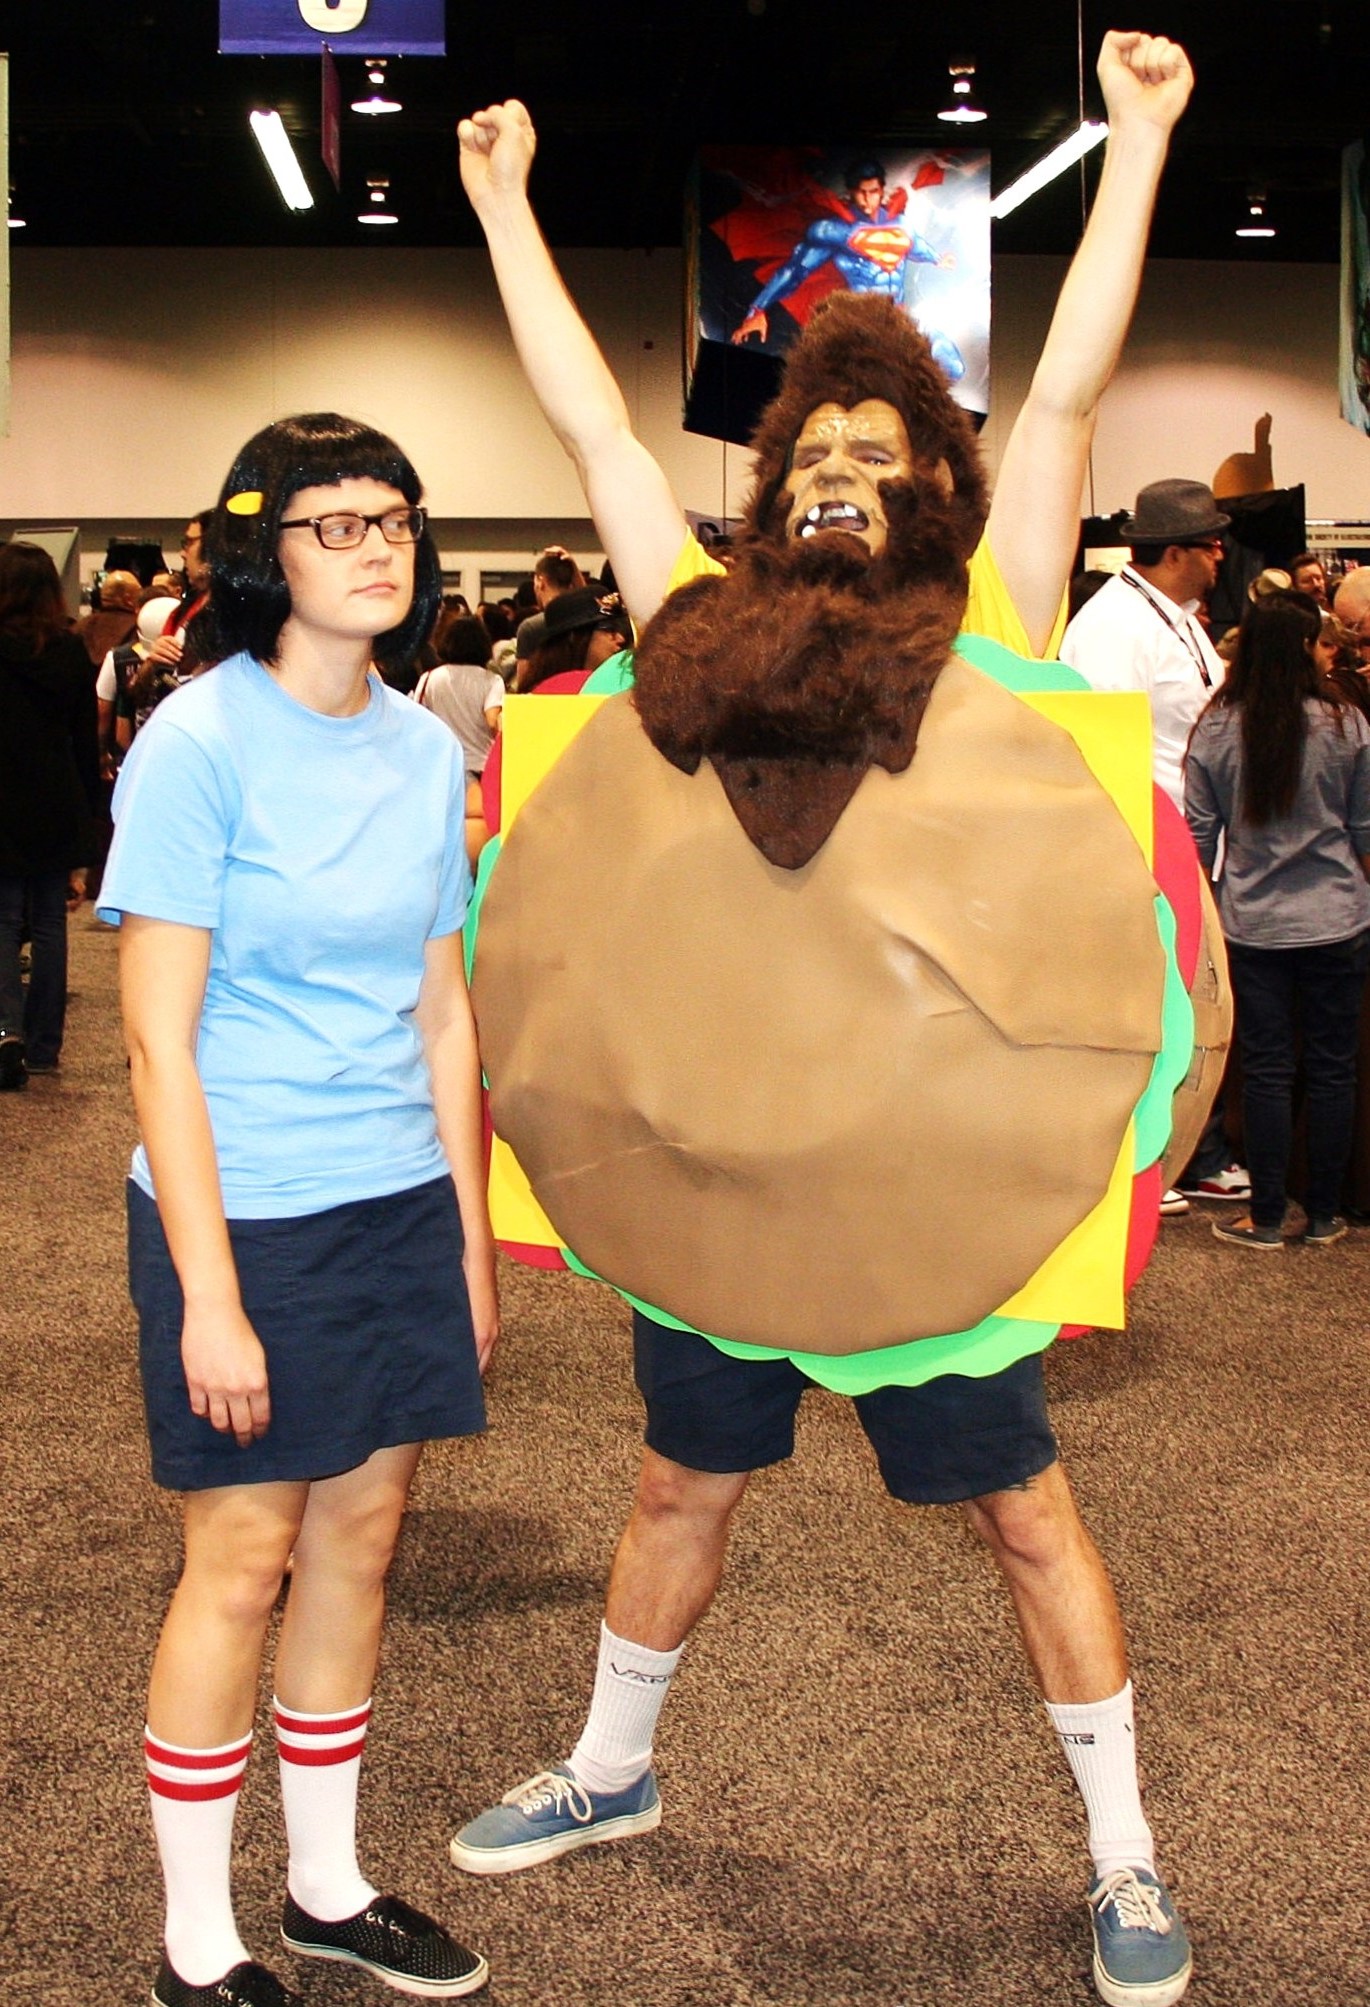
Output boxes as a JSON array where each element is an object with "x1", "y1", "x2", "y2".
[
  {"x1": 459, "y1": 101, "x2": 687, "y2": 625},
  {"x1": 987, "y1": 31, "x2": 1194, "y2": 656}
]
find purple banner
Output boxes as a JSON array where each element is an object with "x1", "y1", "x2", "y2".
[{"x1": 220, "y1": 0, "x2": 445, "y2": 57}]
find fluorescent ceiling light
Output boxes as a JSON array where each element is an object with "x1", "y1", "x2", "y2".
[
  {"x1": 249, "y1": 109, "x2": 314, "y2": 212},
  {"x1": 990, "y1": 120, "x2": 1108, "y2": 220}
]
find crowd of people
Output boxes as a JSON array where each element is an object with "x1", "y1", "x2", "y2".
[
  {"x1": 1059, "y1": 489, "x2": 1370, "y2": 1234},
  {"x1": 2, "y1": 23, "x2": 1368, "y2": 2007}
]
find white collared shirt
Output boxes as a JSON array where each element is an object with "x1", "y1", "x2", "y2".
[{"x1": 1059, "y1": 566, "x2": 1225, "y2": 811}]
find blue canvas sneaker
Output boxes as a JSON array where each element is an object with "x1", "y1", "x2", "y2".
[
  {"x1": 1088, "y1": 1867, "x2": 1193, "y2": 2007},
  {"x1": 449, "y1": 1764, "x2": 661, "y2": 1875}
]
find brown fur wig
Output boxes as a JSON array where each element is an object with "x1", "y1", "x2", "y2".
[{"x1": 631, "y1": 293, "x2": 990, "y2": 866}]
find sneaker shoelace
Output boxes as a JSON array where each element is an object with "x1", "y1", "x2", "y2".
[
  {"x1": 502, "y1": 1769, "x2": 594, "y2": 1824},
  {"x1": 1091, "y1": 1869, "x2": 1174, "y2": 1936},
  {"x1": 217, "y1": 1976, "x2": 295, "y2": 2007},
  {"x1": 363, "y1": 1897, "x2": 433, "y2": 1940}
]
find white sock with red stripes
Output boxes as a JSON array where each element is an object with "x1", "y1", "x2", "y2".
[
  {"x1": 145, "y1": 1726, "x2": 252, "y2": 1986},
  {"x1": 275, "y1": 1697, "x2": 378, "y2": 1922}
]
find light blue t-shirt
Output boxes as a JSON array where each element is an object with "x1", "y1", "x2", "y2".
[{"x1": 99, "y1": 652, "x2": 472, "y2": 1217}]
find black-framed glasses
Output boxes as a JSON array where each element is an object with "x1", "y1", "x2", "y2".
[{"x1": 278, "y1": 507, "x2": 427, "y2": 549}]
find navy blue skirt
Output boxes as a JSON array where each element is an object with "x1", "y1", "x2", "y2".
[{"x1": 128, "y1": 1175, "x2": 486, "y2": 1491}]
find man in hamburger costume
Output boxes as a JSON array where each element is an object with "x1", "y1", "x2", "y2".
[{"x1": 455, "y1": 34, "x2": 1212, "y2": 2007}]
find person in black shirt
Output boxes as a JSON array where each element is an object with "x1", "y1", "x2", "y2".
[{"x1": 0, "y1": 543, "x2": 101, "y2": 1085}]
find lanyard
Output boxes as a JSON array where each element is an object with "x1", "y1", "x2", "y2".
[{"x1": 1120, "y1": 569, "x2": 1213, "y2": 687}]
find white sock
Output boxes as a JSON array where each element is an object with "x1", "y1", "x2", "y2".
[
  {"x1": 1045, "y1": 1680, "x2": 1156, "y2": 1879},
  {"x1": 567, "y1": 1623, "x2": 682, "y2": 1795},
  {"x1": 275, "y1": 1698, "x2": 378, "y2": 1922},
  {"x1": 146, "y1": 1727, "x2": 252, "y2": 1986}
]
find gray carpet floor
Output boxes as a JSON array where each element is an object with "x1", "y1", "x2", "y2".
[{"x1": 3, "y1": 919, "x2": 1367, "y2": 2006}]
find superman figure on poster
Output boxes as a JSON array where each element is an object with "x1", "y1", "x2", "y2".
[
  {"x1": 700, "y1": 146, "x2": 989, "y2": 411},
  {"x1": 731, "y1": 157, "x2": 966, "y2": 381}
]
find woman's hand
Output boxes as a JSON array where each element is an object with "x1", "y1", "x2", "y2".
[
  {"x1": 463, "y1": 1230, "x2": 501, "y2": 1376},
  {"x1": 181, "y1": 1301, "x2": 271, "y2": 1446}
]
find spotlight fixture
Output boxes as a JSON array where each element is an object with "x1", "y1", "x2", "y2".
[
  {"x1": 1235, "y1": 190, "x2": 1276, "y2": 240},
  {"x1": 249, "y1": 109, "x2": 314, "y2": 211},
  {"x1": 938, "y1": 59, "x2": 987, "y2": 125},
  {"x1": 358, "y1": 176, "x2": 398, "y2": 226},
  {"x1": 351, "y1": 57, "x2": 402, "y2": 115},
  {"x1": 990, "y1": 121, "x2": 1108, "y2": 220}
]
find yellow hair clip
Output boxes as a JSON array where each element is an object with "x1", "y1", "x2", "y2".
[{"x1": 225, "y1": 490, "x2": 264, "y2": 517}]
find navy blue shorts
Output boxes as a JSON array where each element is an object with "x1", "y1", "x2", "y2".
[
  {"x1": 129, "y1": 1175, "x2": 486, "y2": 1492},
  {"x1": 632, "y1": 1313, "x2": 1057, "y2": 1505}
]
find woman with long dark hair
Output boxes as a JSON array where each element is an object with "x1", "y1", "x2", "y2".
[
  {"x1": 1185, "y1": 589, "x2": 1370, "y2": 1247},
  {"x1": 0, "y1": 542, "x2": 101, "y2": 1087},
  {"x1": 517, "y1": 586, "x2": 633, "y2": 693},
  {"x1": 99, "y1": 415, "x2": 496, "y2": 2006}
]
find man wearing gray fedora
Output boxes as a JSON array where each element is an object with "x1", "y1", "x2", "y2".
[
  {"x1": 1062, "y1": 477, "x2": 1249, "y2": 1213},
  {"x1": 1061, "y1": 478, "x2": 1228, "y2": 811}
]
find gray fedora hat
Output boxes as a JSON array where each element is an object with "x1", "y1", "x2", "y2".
[{"x1": 1120, "y1": 478, "x2": 1230, "y2": 544}]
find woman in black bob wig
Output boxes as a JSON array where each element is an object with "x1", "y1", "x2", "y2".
[
  {"x1": 100, "y1": 412, "x2": 496, "y2": 2007},
  {"x1": 202, "y1": 412, "x2": 443, "y2": 677}
]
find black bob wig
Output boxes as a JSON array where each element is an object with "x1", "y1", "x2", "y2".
[{"x1": 201, "y1": 412, "x2": 441, "y2": 673}]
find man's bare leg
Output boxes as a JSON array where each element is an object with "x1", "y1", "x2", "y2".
[
  {"x1": 604, "y1": 1448, "x2": 751, "y2": 1649},
  {"x1": 450, "y1": 1450, "x2": 749, "y2": 1872},
  {"x1": 967, "y1": 1460, "x2": 1163, "y2": 1870},
  {"x1": 963, "y1": 1458, "x2": 1127, "y2": 1703},
  {"x1": 965, "y1": 1459, "x2": 1190, "y2": 2001}
]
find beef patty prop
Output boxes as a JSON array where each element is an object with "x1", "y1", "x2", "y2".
[{"x1": 468, "y1": 630, "x2": 1223, "y2": 1392}]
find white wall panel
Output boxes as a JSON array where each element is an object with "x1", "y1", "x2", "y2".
[{"x1": 3, "y1": 246, "x2": 1367, "y2": 538}]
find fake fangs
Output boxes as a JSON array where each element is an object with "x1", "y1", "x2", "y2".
[{"x1": 797, "y1": 500, "x2": 871, "y2": 538}]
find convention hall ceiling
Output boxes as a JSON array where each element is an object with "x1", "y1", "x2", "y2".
[{"x1": 5, "y1": 2, "x2": 1366, "y2": 262}]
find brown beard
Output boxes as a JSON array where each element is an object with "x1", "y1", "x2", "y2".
[{"x1": 630, "y1": 472, "x2": 971, "y2": 867}]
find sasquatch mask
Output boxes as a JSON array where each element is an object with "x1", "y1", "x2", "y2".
[{"x1": 632, "y1": 292, "x2": 990, "y2": 867}]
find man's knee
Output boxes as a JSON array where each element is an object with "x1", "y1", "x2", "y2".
[
  {"x1": 632, "y1": 1448, "x2": 749, "y2": 1529},
  {"x1": 963, "y1": 1458, "x2": 1081, "y2": 1566}
]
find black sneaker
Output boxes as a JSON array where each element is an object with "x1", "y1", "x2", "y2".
[
  {"x1": 0, "y1": 1033, "x2": 26, "y2": 1092},
  {"x1": 152, "y1": 1957, "x2": 303, "y2": 2007},
  {"x1": 1211, "y1": 1215, "x2": 1283, "y2": 1249},
  {"x1": 281, "y1": 1892, "x2": 489, "y2": 1998}
]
